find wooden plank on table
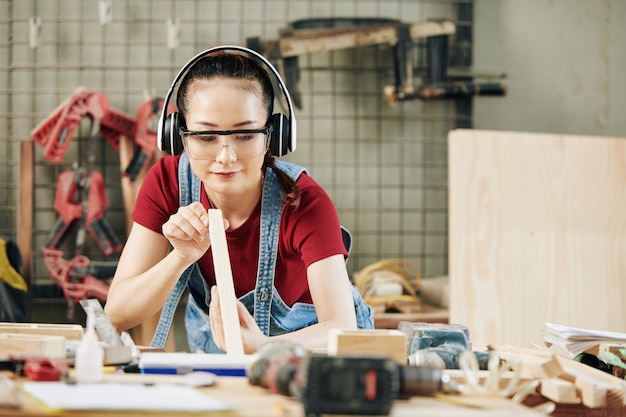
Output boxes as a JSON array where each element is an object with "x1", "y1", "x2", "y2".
[
  {"x1": 0, "y1": 323, "x2": 83, "y2": 340},
  {"x1": 449, "y1": 129, "x2": 626, "y2": 349},
  {"x1": 0, "y1": 333, "x2": 65, "y2": 359},
  {"x1": 374, "y1": 303, "x2": 449, "y2": 329},
  {"x1": 208, "y1": 209, "x2": 244, "y2": 355}
]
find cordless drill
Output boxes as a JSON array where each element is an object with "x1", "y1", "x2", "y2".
[{"x1": 248, "y1": 342, "x2": 458, "y2": 417}]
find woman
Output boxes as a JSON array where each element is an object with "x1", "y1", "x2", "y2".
[{"x1": 105, "y1": 47, "x2": 373, "y2": 354}]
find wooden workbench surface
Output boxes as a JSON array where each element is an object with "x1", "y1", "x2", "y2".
[
  {"x1": 3, "y1": 374, "x2": 546, "y2": 417},
  {"x1": 374, "y1": 303, "x2": 449, "y2": 329}
]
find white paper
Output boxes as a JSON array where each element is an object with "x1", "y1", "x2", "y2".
[
  {"x1": 21, "y1": 381, "x2": 232, "y2": 412},
  {"x1": 543, "y1": 322, "x2": 626, "y2": 357},
  {"x1": 544, "y1": 322, "x2": 626, "y2": 342}
]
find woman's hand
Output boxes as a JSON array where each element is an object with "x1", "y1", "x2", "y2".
[
  {"x1": 162, "y1": 202, "x2": 212, "y2": 264},
  {"x1": 209, "y1": 286, "x2": 268, "y2": 354}
]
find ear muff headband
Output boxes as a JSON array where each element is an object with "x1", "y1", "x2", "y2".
[{"x1": 156, "y1": 45, "x2": 297, "y2": 157}]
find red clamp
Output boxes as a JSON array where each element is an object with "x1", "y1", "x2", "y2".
[
  {"x1": 42, "y1": 247, "x2": 110, "y2": 302},
  {"x1": 30, "y1": 88, "x2": 136, "y2": 164},
  {"x1": 101, "y1": 107, "x2": 137, "y2": 151},
  {"x1": 4, "y1": 355, "x2": 68, "y2": 381},
  {"x1": 44, "y1": 168, "x2": 122, "y2": 256},
  {"x1": 123, "y1": 98, "x2": 171, "y2": 182}
]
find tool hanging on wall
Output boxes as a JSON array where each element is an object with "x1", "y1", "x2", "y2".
[
  {"x1": 44, "y1": 168, "x2": 122, "y2": 256},
  {"x1": 122, "y1": 97, "x2": 170, "y2": 182},
  {"x1": 30, "y1": 87, "x2": 135, "y2": 164},
  {"x1": 247, "y1": 17, "x2": 506, "y2": 109},
  {"x1": 384, "y1": 31, "x2": 506, "y2": 105},
  {"x1": 31, "y1": 88, "x2": 136, "y2": 317},
  {"x1": 41, "y1": 247, "x2": 110, "y2": 303}
]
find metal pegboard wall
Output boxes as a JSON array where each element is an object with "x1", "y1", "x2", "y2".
[{"x1": 2, "y1": 0, "x2": 473, "y2": 298}]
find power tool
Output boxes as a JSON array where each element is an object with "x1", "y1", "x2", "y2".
[{"x1": 248, "y1": 341, "x2": 458, "y2": 416}]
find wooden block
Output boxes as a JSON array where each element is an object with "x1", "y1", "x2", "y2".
[
  {"x1": 208, "y1": 209, "x2": 244, "y2": 355},
  {"x1": 0, "y1": 333, "x2": 65, "y2": 359},
  {"x1": 491, "y1": 345, "x2": 563, "y2": 379},
  {"x1": 103, "y1": 345, "x2": 133, "y2": 366},
  {"x1": 540, "y1": 377, "x2": 581, "y2": 404},
  {"x1": 0, "y1": 323, "x2": 83, "y2": 340},
  {"x1": 575, "y1": 375, "x2": 608, "y2": 408},
  {"x1": 585, "y1": 343, "x2": 626, "y2": 359},
  {"x1": 327, "y1": 329, "x2": 407, "y2": 364},
  {"x1": 553, "y1": 353, "x2": 626, "y2": 408}
]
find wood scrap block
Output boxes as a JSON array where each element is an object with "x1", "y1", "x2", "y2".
[
  {"x1": 327, "y1": 329, "x2": 406, "y2": 364},
  {"x1": 0, "y1": 333, "x2": 65, "y2": 359},
  {"x1": 491, "y1": 345, "x2": 563, "y2": 379},
  {"x1": 103, "y1": 345, "x2": 133, "y2": 366},
  {"x1": 585, "y1": 343, "x2": 626, "y2": 359},
  {"x1": 574, "y1": 375, "x2": 608, "y2": 408},
  {"x1": 208, "y1": 209, "x2": 244, "y2": 355},
  {"x1": 540, "y1": 377, "x2": 581, "y2": 404},
  {"x1": 0, "y1": 323, "x2": 83, "y2": 340},
  {"x1": 553, "y1": 354, "x2": 626, "y2": 408}
]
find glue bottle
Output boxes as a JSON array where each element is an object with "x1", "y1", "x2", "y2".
[{"x1": 75, "y1": 308, "x2": 103, "y2": 383}]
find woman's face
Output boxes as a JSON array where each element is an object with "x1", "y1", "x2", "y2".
[{"x1": 184, "y1": 77, "x2": 269, "y2": 198}]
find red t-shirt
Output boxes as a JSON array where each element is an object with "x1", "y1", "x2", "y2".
[{"x1": 132, "y1": 155, "x2": 348, "y2": 306}]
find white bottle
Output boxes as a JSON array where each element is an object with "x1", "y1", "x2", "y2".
[{"x1": 74, "y1": 308, "x2": 103, "y2": 383}]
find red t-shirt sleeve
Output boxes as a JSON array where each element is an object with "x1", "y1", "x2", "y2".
[{"x1": 131, "y1": 155, "x2": 181, "y2": 233}]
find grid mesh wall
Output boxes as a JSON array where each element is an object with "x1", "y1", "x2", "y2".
[{"x1": 1, "y1": 0, "x2": 472, "y2": 297}]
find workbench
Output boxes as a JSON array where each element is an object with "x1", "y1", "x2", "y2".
[
  {"x1": 374, "y1": 303, "x2": 449, "y2": 329},
  {"x1": 3, "y1": 374, "x2": 546, "y2": 417}
]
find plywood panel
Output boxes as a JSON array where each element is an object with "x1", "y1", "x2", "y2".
[{"x1": 448, "y1": 129, "x2": 626, "y2": 348}]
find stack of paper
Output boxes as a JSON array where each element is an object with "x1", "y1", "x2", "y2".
[{"x1": 543, "y1": 322, "x2": 626, "y2": 357}]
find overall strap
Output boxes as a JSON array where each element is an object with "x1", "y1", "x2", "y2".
[
  {"x1": 151, "y1": 153, "x2": 201, "y2": 348},
  {"x1": 254, "y1": 161, "x2": 306, "y2": 335}
]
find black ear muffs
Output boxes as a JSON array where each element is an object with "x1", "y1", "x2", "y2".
[
  {"x1": 269, "y1": 113, "x2": 290, "y2": 157},
  {"x1": 157, "y1": 45, "x2": 297, "y2": 158},
  {"x1": 159, "y1": 112, "x2": 184, "y2": 156}
]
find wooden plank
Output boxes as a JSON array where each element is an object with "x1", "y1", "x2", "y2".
[
  {"x1": 208, "y1": 209, "x2": 244, "y2": 355},
  {"x1": 17, "y1": 141, "x2": 34, "y2": 286},
  {"x1": 279, "y1": 20, "x2": 456, "y2": 57},
  {"x1": 449, "y1": 129, "x2": 626, "y2": 348},
  {"x1": 0, "y1": 323, "x2": 83, "y2": 340},
  {"x1": 374, "y1": 303, "x2": 449, "y2": 329},
  {"x1": 0, "y1": 333, "x2": 65, "y2": 359}
]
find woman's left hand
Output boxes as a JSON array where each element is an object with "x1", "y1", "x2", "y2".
[{"x1": 209, "y1": 286, "x2": 268, "y2": 354}]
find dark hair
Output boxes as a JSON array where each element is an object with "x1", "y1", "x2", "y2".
[{"x1": 177, "y1": 51, "x2": 301, "y2": 208}]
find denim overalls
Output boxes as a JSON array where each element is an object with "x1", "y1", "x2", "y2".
[{"x1": 151, "y1": 152, "x2": 374, "y2": 352}]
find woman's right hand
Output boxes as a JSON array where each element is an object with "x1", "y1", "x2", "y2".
[{"x1": 162, "y1": 202, "x2": 212, "y2": 264}]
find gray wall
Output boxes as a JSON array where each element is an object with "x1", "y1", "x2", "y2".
[{"x1": 473, "y1": 0, "x2": 625, "y2": 137}]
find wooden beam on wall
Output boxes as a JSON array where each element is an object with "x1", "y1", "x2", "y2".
[{"x1": 17, "y1": 140, "x2": 33, "y2": 286}]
